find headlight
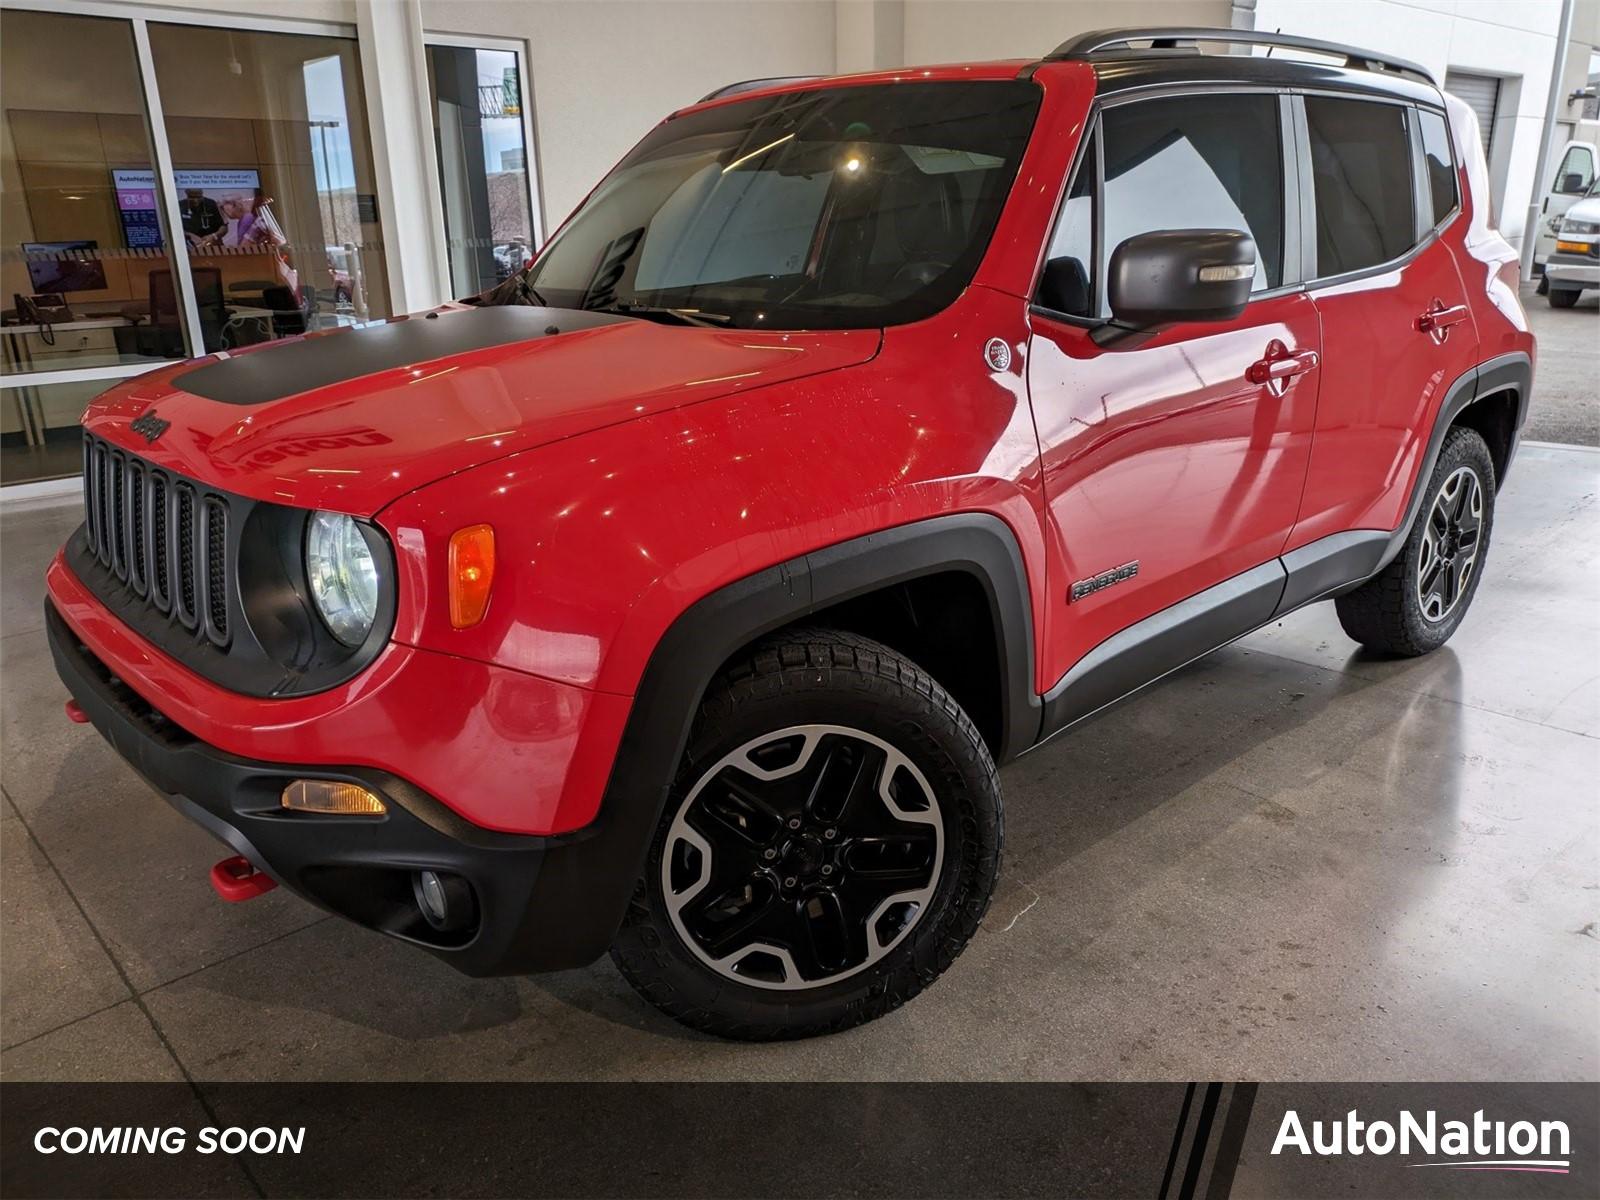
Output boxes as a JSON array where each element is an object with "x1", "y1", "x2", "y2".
[
  {"x1": 305, "y1": 511, "x2": 379, "y2": 646},
  {"x1": 1559, "y1": 218, "x2": 1599, "y2": 236}
]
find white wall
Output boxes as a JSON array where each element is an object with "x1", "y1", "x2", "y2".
[
  {"x1": 420, "y1": 0, "x2": 838, "y2": 228},
  {"x1": 900, "y1": 0, "x2": 1235, "y2": 66},
  {"x1": 1254, "y1": 0, "x2": 1570, "y2": 251}
]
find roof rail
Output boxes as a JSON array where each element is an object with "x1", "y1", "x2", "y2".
[
  {"x1": 699, "y1": 76, "x2": 819, "y2": 103},
  {"x1": 1045, "y1": 27, "x2": 1434, "y2": 85}
]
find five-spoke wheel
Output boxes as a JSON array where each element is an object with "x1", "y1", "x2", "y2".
[{"x1": 662, "y1": 725, "x2": 943, "y2": 989}]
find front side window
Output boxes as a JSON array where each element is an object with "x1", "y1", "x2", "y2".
[
  {"x1": 1098, "y1": 94, "x2": 1285, "y2": 315},
  {"x1": 1305, "y1": 96, "x2": 1416, "y2": 277},
  {"x1": 1418, "y1": 108, "x2": 1458, "y2": 227},
  {"x1": 1553, "y1": 144, "x2": 1596, "y2": 195},
  {"x1": 495, "y1": 81, "x2": 1041, "y2": 330}
]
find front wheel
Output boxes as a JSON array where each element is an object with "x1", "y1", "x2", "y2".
[
  {"x1": 1335, "y1": 426, "x2": 1495, "y2": 656},
  {"x1": 610, "y1": 629, "x2": 1002, "y2": 1040},
  {"x1": 1547, "y1": 286, "x2": 1582, "y2": 308}
]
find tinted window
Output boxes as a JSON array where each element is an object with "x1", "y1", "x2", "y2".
[
  {"x1": 494, "y1": 81, "x2": 1041, "y2": 330},
  {"x1": 1305, "y1": 96, "x2": 1416, "y2": 276},
  {"x1": 1099, "y1": 94, "x2": 1284, "y2": 314},
  {"x1": 1418, "y1": 108, "x2": 1457, "y2": 227},
  {"x1": 1037, "y1": 132, "x2": 1094, "y2": 316}
]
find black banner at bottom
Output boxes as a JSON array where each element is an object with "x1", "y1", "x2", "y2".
[{"x1": 0, "y1": 1082, "x2": 1593, "y2": 1198}]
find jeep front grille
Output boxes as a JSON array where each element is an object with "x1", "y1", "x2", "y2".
[{"x1": 80, "y1": 431, "x2": 230, "y2": 646}]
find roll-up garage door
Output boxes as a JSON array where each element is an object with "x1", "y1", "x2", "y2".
[{"x1": 1444, "y1": 70, "x2": 1500, "y2": 161}]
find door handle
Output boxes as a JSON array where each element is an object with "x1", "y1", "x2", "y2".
[
  {"x1": 1416, "y1": 300, "x2": 1469, "y2": 343},
  {"x1": 1247, "y1": 340, "x2": 1319, "y2": 396}
]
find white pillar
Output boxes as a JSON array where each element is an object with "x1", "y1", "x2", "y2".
[
  {"x1": 835, "y1": 1, "x2": 904, "y2": 74},
  {"x1": 356, "y1": 0, "x2": 450, "y2": 313}
]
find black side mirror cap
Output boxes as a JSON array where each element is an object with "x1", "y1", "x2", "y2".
[{"x1": 1094, "y1": 228, "x2": 1257, "y2": 348}]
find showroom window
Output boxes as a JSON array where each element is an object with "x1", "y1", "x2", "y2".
[
  {"x1": 0, "y1": 4, "x2": 391, "y2": 488},
  {"x1": 146, "y1": 22, "x2": 391, "y2": 352},
  {"x1": 0, "y1": 9, "x2": 192, "y2": 484},
  {"x1": 426, "y1": 38, "x2": 542, "y2": 299}
]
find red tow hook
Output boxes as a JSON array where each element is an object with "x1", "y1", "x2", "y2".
[
  {"x1": 210, "y1": 855, "x2": 278, "y2": 902},
  {"x1": 64, "y1": 700, "x2": 89, "y2": 724}
]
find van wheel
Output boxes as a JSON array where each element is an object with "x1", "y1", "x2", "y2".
[
  {"x1": 610, "y1": 628, "x2": 1001, "y2": 1040},
  {"x1": 1547, "y1": 286, "x2": 1581, "y2": 308},
  {"x1": 1335, "y1": 426, "x2": 1495, "y2": 656}
]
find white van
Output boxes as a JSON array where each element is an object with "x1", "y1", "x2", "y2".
[{"x1": 1534, "y1": 139, "x2": 1599, "y2": 285}]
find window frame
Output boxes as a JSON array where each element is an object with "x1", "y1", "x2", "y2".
[
  {"x1": 1294, "y1": 90, "x2": 1461, "y2": 292},
  {"x1": 422, "y1": 30, "x2": 547, "y2": 293},
  {"x1": 1029, "y1": 84, "x2": 1304, "y2": 329}
]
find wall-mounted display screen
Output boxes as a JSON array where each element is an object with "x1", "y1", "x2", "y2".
[
  {"x1": 111, "y1": 168, "x2": 273, "y2": 250},
  {"x1": 21, "y1": 241, "x2": 109, "y2": 293}
]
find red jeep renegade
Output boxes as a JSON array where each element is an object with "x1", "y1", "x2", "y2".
[{"x1": 48, "y1": 29, "x2": 1533, "y2": 1040}]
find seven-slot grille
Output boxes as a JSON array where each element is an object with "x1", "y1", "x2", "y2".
[{"x1": 81, "y1": 432, "x2": 231, "y2": 646}]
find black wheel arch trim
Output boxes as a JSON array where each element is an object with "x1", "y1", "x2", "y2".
[
  {"x1": 1377, "y1": 350, "x2": 1530, "y2": 574},
  {"x1": 520, "y1": 512, "x2": 1042, "y2": 971}
]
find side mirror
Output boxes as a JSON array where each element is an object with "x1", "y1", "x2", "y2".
[
  {"x1": 1558, "y1": 171, "x2": 1587, "y2": 195},
  {"x1": 1095, "y1": 229, "x2": 1257, "y2": 348}
]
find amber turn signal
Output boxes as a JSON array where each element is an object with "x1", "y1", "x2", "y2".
[
  {"x1": 281, "y1": 780, "x2": 386, "y2": 815},
  {"x1": 448, "y1": 523, "x2": 496, "y2": 629}
]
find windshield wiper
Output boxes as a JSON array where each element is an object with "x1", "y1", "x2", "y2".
[{"x1": 601, "y1": 301, "x2": 733, "y2": 328}]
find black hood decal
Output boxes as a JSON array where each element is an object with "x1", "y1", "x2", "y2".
[{"x1": 174, "y1": 306, "x2": 631, "y2": 406}]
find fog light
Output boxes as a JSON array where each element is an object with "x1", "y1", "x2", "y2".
[
  {"x1": 412, "y1": 870, "x2": 476, "y2": 933},
  {"x1": 280, "y1": 780, "x2": 386, "y2": 815}
]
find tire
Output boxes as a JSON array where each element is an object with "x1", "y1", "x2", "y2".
[
  {"x1": 1335, "y1": 426, "x2": 1495, "y2": 656},
  {"x1": 1547, "y1": 286, "x2": 1581, "y2": 308},
  {"x1": 610, "y1": 628, "x2": 1002, "y2": 1041},
  {"x1": 1535, "y1": 272, "x2": 1549, "y2": 296}
]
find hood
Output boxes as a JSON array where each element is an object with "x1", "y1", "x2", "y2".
[
  {"x1": 83, "y1": 305, "x2": 879, "y2": 516},
  {"x1": 1560, "y1": 195, "x2": 1600, "y2": 226}
]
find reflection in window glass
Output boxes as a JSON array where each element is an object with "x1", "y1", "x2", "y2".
[
  {"x1": 1100, "y1": 95, "x2": 1283, "y2": 316},
  {"x1": 1305, "y1": 96, "x2": 1416, "y2": 277},
  {"x1": 147, "y1": 22, "x2": 391, "y2": 353},
  {"x1": 1418, "y1": 109, "x2": 1458, "y2": 227},
  {"x1": 1038, "y1": 142, "x2": 1094, "y2": 316},
  {"x1": 0, "y1": 9, "x2": 193, "y2": 483},
  {"x1": 427, "y1": 45, "x2": 538, "y2": 297},
  {"x1": 2, "y1": 379, "x2": 115, "y2": 486}
]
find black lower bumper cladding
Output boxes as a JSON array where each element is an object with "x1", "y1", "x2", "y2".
[{"x1": 44, "y1": 601, "x2": 568, "y2": 976}]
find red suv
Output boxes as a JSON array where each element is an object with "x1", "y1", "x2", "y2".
[{"x1": 48, "y1": 29, "x2": 1533, "y2": 1040}]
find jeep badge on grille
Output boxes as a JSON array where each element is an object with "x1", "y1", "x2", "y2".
[{"x1": 129, "y1": 411, "x2": 170, "y2": 444}]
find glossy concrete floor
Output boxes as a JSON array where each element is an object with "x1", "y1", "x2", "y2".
[{"x1": 1, "y1": 443, "x2": 1596, "y2": 1084}]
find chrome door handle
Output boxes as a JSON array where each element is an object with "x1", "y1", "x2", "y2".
[
  {"x1": 1416, "y1": 300, "x2": 1469, "y2": 343},
  {"x1": 1247, "y1": 340, "x2": 1319, "y2": 396}
]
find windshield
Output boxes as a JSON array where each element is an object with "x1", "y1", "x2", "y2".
[{"x1": 489, "y1": 81, "x2": 1041, "y2": 330}]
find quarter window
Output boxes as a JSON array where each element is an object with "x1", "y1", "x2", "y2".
[
  {"x1": 1305, "y1": 96, "x2": 1416, "y2": 276},
  {"x1": 1036, "y1": 133, "x2": 1094, "y2": 317},
  {"x1": 1417, "y1": 109, "x2": 1458, "y2": 227},
  {"x1": 1099, "y1": 94, "x2": 1285, "y2": 314}
]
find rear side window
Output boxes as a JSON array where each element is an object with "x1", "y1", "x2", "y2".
[
  {"x1": 1099, "y1": 94, "x2": 1284, "y2": 311},
  {"x1": 1305, "y1": 96, "x2": 1416, "y2": 276},
  {"x1": 1417, "y1": 108, "x2": 1458, "y2": 227}
]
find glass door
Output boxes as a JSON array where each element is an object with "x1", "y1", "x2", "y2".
[{"x1": 425, "y1": 38, "x2": 542, "y2": 298}]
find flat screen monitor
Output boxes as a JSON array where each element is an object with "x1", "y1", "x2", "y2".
[{"x1": 22, "y1": 241, "x2": 108, "y2": 293}]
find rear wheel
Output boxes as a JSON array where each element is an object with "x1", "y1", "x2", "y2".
[
  {"x1": 1547, "y1": 286, "x2": 1582, "y2": 308},
  {"x1": 611, "y1": 628, "x2": 1001, "y2": 1040},
  {"x1": 1335, "y1": 426, "x2": 1495, "y2": 656}
]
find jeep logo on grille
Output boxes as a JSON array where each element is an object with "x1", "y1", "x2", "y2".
[{"x1": 129, "y1": 411, "x2": 170, "y2": 444}]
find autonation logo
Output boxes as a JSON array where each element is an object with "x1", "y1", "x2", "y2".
[{"x1": 1272, "y1": 1107, "x2": 1572, "y2": 1175}]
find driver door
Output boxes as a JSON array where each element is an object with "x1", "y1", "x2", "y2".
[{"x1": 1027, "y1": 91, "x2": 1320, "y2": 696}]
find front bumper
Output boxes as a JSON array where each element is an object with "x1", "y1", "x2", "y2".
[
  {"x1": 47, "y1": 600, "x2": 629, "y2": 975},
  {"x1": 1545, "y1": 247, "x2": 1599, "y2": 288}
]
